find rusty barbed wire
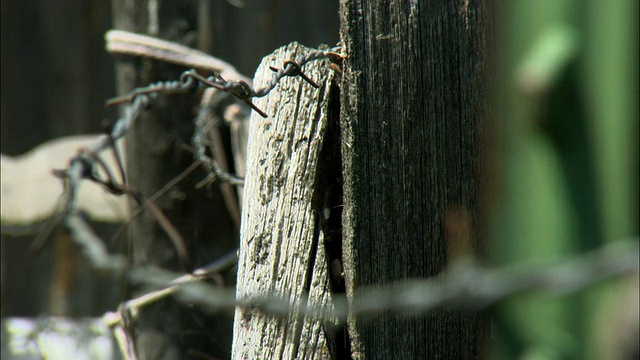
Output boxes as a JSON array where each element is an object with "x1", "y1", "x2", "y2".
[
  {"x1": 29, "y1": 95, "x2": 151, "y2": 270},
  {"x1": 191, "y1": 90, "x2": 245, "y2": 190},
  {"x1": 36, "y1": 47, "x2": 341, "y2": 271},
  {"x1": 256, "y1": 49, "x2": 342, "y2": 97},
  {"x1": 106, "y1": 48, "x2": 342, "y2": 118}
]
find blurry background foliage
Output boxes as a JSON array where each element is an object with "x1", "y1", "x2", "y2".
[{"x1": 490, "y1": 0, "x2": 638, "y2": 359}]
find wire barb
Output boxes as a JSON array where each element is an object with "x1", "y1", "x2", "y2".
[
  {"x1": 269, "y1": 60, "x2": 320, "y2": 88},
  {"x1": 106, "y1": 49, "x2": 338, "y2": 118}
]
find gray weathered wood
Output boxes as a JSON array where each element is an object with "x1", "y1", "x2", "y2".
[
  {"x1": 340, "y1": 1, "x2": 490, "y2": 358},
  {"x1": 232, "y1": 42, "x2": 339, "y2": 359}
]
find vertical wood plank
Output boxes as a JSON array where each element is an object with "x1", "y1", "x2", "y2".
[
  {"x1": 232, "y1": 42, "x2": 339, "y2": 359},
  {"x1": 339, "y1": 1, "x2": 490, "y2": 358}
]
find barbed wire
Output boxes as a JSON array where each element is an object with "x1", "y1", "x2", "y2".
[
  {"x1": 61, "y1": 34, "x2": 638, "y2": 357},
  {"x1": 29, "y1": 95, "x2": 150, "y2": 270},
  {"x1": 103, "y1": 238, "x2": 638, "y2": 330},
  {"x1": 106, "y1": 49, "x2": 341, "y2": 118},
  {"x1": 32, "y1": 30, "x2": 634, "y2": 358},
  {"x1": 255, "y1": 49, "x2": 343, "y2": 98},
  {"x1": 191, "y1": 89, "x2": 246, "y2": 189},
  {"x1": 35, "y1": 42, "x2": 339, "y2": 272}
]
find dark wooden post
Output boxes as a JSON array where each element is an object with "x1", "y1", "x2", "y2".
[
  {"x1": 111, "y1": 1, "x2": 237, "y2": 358},
  {"x1": 339, "y1": 1, "x2": 490, "y2": 357}
]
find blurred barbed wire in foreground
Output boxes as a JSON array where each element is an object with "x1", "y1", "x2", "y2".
[{"x1": 102, "y1": 238, "x2": 638, "y2": 356}]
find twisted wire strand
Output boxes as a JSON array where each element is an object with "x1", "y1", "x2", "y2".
[
  {"x1": 66, "y1": 95, "x2": 149, "y2": 213},
  {"x1": 106, "y1": 49, "x2": 342, "y2": 118},
  {"x1": 43, "y1": 49, "x2": 340, "y2": 269},
  {"x1": 191, "y1": 90, "x2": 245, "y2": 189},
  {"x1": 253, "y1": 49, "x2": 339, "y2": 97},
  {"x1": 105, "y1": 74, "x2": 199, "y2": 107},
  {"x1": 103, "y1": 238, "x2": 639, "y2": 327},
  {"x1": 33, "y1": 97, "x2": 150, "y2": 270}
]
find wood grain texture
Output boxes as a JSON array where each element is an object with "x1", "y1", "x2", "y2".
[
  {"x1": 232, "y1": 42, "x2": 339, "y2": 359},
  {"x1": 339, "y1": 1, "x2": 490, "y2": 358}
]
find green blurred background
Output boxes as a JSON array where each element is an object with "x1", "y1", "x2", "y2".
[{"x1": 490, "y1": 0, "x2": 638, "y2": 358}]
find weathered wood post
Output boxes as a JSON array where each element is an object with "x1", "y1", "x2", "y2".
[
  {"x1": 232, "y1": 43, "x2": 341, "y2": 359},
  {"x1": 338, "y1": 1, "x2": 490, "y2": 358}
]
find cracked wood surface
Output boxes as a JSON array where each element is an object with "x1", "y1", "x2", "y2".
[{"x1": 232, "y1": 42, "x2": 338, "y2": 359}]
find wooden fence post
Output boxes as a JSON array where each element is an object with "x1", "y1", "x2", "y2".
[
  {"x1": 339, "y1": 1, "x2": 490, "y2": 357},
  {"x1": 232, "y1": 42, "x2": 341, "y2": 359}
]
